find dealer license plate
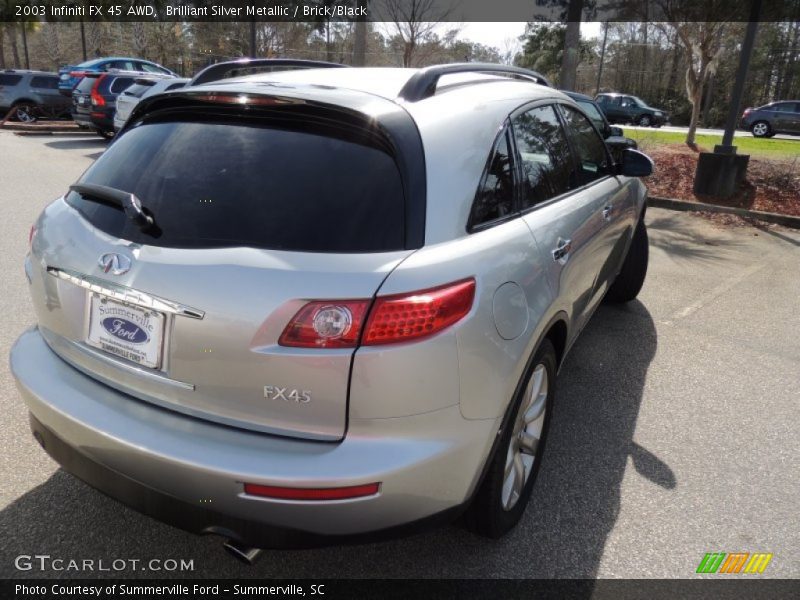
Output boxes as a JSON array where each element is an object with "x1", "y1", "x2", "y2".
[{"x1": 86, "y1": 295, "x2": 165, "y2": 369}]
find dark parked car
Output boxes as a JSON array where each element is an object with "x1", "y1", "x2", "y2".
[
  {"x1": 0, "y1": 70, "x2": 72, "y2": 122},
  {"x1": 58, "y1": 57, "x2": 176, "y2": 96},
  {"x1": 741, "y1": 101, "x2": 800, "y2": 137},
  {"x1": 562, "y1": 91, "x2": 638, "y2": 161},
  {"x1": 595, "y1": 92, "x2": 669, "y2": 127},
  {"x1": 71, "y1": 71, "x2": 142, "y2": 139}
]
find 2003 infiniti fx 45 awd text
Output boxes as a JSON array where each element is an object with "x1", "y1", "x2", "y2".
[{"x1": 11, "y1": 61, "x2": 653, "y2": 562}]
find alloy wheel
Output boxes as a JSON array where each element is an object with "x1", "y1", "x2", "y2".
[
  {"x1": 501, "y1": 363, "x2": 548, "y2": 511},
  {"x1": 752, "y1": 122, "x2": 768, "y2": 137},
  {"x1": 14, "y1": 105, "x2": 36, "y2": 123}
]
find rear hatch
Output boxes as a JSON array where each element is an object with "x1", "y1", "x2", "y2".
[
  {"x1": 71, "y1": 73, "x2": 99, "y2": 115},
  {"x1": 29, "y1": 96, "x2": 419, "y2": 440}
]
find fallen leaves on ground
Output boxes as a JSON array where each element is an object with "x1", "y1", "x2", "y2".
[{"x1": 644, "y1": 145, "x2": 800, "y2": 217}]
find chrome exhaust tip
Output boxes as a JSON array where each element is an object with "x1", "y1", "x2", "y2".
[{"x1": 223, "y1": 540, "x2": 263, "y2": 565}]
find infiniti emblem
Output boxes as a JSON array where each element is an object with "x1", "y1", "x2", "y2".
[{"x1": 98, "y1": 253, "x2": 131, "y2": 276}]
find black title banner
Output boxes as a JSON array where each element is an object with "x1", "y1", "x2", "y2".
[{"x1": 3, "y1": 0, "x2": 800, "y2": 23}]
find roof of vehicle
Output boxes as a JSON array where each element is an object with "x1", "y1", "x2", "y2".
[{"x1": 77, "y1": 57, "x2": 161, "y2": 67}]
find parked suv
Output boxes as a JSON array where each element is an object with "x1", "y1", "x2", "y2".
[
  {"x1": 114, "y1": 77, "x2": 190, "y2": 131},
  {"x1": 562, "y1": 90, "x2": 638, "y2": 161},
  {"x1": 595, "y1": 92, "x2": 668, "y2": 127},
  {"x1": 12, "y1": 62, "x2": 653, "y2": 560},
  {"x1": 72, "y1": 70, "x2": 173, "y2": 139},
  {"x1": 740, "y1": 101, "x2": 800, "y2": 137},
  {"x1": 58, "y1": 57, "x2": 176, "y2": 96},
  {"x1": 0, "y1": 70, "x2": 72, "y2": 122}
]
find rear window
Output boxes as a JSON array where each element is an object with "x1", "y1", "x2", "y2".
[
  {"x1": 67, "y1": 117, "x2": 406, "y2": 253},
  {"x1": 110, "y1": 77, "x2": 135, "y2": 94},
  {"x1": 75, "y1": 75, "x2": 100, "y2": 93},
  {"x1": 122, "y1": 82, "x2": 155, "y2": 98},
  {"x1": 0, "y1": 74, "x2": 23, "y2": 86}
]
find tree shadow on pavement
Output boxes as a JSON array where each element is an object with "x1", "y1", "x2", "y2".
[{"x1": 0, "y1": 302, "x2": 667, "y2": 579}]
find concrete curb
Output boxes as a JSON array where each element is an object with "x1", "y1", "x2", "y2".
[{"x1": 648, "y1": 196, "x2": 800, "y2": 229}]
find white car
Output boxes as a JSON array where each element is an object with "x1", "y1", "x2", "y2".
[{"x1": 113, "y1": 76, "x2": 189, "y2": 131}]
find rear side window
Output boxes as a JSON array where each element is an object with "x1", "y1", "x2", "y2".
[
  {"x1": 140, "y1": 63, "x2": 169, "y2": 74},
  {"x1": 0, "y1": 74, "x2": 22, "y2": 86},
  {"x1": 512, "y1": 105, "x2": 574, "y2": 209},
  {"x1": 31, "y1": 76, "x2": 59, "y2": 89},
  {"x1": 110, "y1": 77, "x2": 134, "y2": 94},
  {"x1": 67, "y1": 118, "x2": 406, "y2": 253},
  {"x1": 469, "y1": 129, "x2": 515, "y2": 229},
  {"x1": 559, "y1": 104, "x2": 612, "y2": 186},
  {"x1": 575, "y1": 100, "x2": 606, "y2": 130},
  {"x1": 165, "y1": 82, "x2": 186, "y2": 91}
]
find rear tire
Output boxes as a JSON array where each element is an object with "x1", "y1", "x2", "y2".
[
  {"x1": 465, "y1": 340, "x2": 556, "y2": 538},
  {"x1": 637, "y1": 115, "x2": 652, "y2": 127},
  {"x1": 98, "y1": 130, "x2": 114, "y2": 140},
  {"x1": 751, "y1": 121, "x2": 771, "y2": 138},
  {"x1": 606, "y1": 218, "x2": 649, "y2": 303},
  {"x1": 11, "y1": 102, "x2": 37, "y2": 123}
]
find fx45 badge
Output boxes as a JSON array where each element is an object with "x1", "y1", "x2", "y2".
[{"x1": 264, "y1": 386, "x2": 311, "y2": 404}]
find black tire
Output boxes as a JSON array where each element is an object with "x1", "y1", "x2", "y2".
[
  {"x1": 751, "y1": 121, "x2": 771, "y2": 138},
  {"x1": 98, "y1": 129, "x2": 114, "y2": 140},
  {"x1": 607, "y1": 217, "x2": 649, "y2": 303},
  {"x1": 637, "y1": 114, "x2": 652, "y2": 127},
  {"x1": 465, "y1": 339, "x2": 557, "y2": 538}
]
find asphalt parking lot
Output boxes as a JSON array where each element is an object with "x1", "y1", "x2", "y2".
[{"x1": 0, "y1": 131, "x2": 798, "y2": 579}]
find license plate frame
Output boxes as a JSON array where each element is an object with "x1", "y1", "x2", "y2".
[{"x1": 86, "y1": 294, "x2": 166, "y2": 369}]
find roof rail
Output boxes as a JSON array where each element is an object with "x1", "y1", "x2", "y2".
[
  {"x1": 398, "y1": 63, "x2": 551, "y2": 102},
  {"x1": 189, "y1": 58, "x2": 349, "y2": 87}
]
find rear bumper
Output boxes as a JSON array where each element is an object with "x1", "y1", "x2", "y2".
[{"x1": 11, "y1": 327, "x2": 496, "y2": 548}]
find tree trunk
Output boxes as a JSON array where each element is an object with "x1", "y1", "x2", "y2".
[
  {"x1": 0, "y1": 26, "x2": 6, "y2": 69},
  {"x1": 558, "y1": 0, "x2": 583, "y2": 91},
  {"x1": 9, "y1": 23, "x2": 21, "y2": 68},
  {"x1": 353, "y1": 21, "x2": 367, "y2": 66}
]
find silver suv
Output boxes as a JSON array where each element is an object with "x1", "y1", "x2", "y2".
[
  {"x1": 11, "y1": 62, "x2": 653, "y2": 560},
  {"x1": 0, "y1": 69, "x2": 72, "y2": 122}
]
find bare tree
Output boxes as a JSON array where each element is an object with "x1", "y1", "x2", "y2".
[{"x1": 378, "y1": 0, "x2": 454, "y2": 67}]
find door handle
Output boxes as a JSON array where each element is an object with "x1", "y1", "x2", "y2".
[
  {"x1": 552, "y1": 238, "x2": 572, "y2": 262},
  {"x1": 602, "y1": 204, "x2": 613, "y2": 220}
]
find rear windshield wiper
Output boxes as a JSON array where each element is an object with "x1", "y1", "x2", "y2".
[{"x1": 69, "y1": 183, "x2": 157, "y2": 232}]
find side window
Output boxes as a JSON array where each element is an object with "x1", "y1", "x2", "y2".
[
  {"x1": 511, "y1": 104, "x2": 574, "y2": 209},
  {"x1": 774, "y1": 103, "x2": 794, "y2": 113},
  {"x1": 140, "y1": 63, "x2": 166, "y2": 74},
  {"x1": 468, "y1": 128, "x2": 515, "y2": 229},
  {"x1": 165, "y1": 82, "x2": 186, "y2": 91},
  {"x1": 559, "y1": 104, "x2": 613, "y2": 186},
  {"x1": 31, "y1": 76, "x2": 59, "y2": 89},
  {"x1": 0, "y1": 74, "x2": 23, "y2": 86},
  {"x1": 596, "y1": 95, "x2": 608, "y2": 106}
]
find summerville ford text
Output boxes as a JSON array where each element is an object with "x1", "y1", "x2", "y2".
[{"x1": 16, "y1": 584, "x2": 322, "y2": 596}]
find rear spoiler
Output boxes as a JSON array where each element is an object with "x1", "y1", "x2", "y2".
[{"x1": 189, "y1": 58, "x2": 348, "y2": 86}]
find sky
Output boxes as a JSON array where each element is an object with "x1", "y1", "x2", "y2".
[{"x1": 456, "y1": 22, "x2": 604, "y2": 54}]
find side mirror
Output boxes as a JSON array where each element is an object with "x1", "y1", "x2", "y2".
[
  {"x1": 608, "y1": 126, "x2": 624, "y2": 137},
  {"x1": 618, "y1": 149, "x2": 653, "y2": 177}
]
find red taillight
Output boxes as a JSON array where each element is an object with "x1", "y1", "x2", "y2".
[
  {"x1": 69, "y1": 70, "x2": 85, "y2": 78},
  {"x1": 363, "y1": 278, "x2": 475, "y2": 346},
  {"x1": 278, "y1": 278, "x2": 476, "y2": 349},
  {"x1": 90, "y1": 75, "x2": 106, "y2": 107},
  {"x1": 743, "y1": 108, "x2": 752, "y2": 116},
  {"x1": 278, "y1": 300, "x2": 370, "y2": 348},
  {"x1": 243, "y1": 482, "x2": 380, "y2": 501},
  {"x1": 28, "y1": 224, "x2": 36, "y2": 248}
]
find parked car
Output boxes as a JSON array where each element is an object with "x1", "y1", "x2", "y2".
[
  {"x1": 0, "y1": 70, "x2": 72, "y2": 122},
  {"x1": 595, "y1": 92, "x2": 669, "y2": 127},
  {"x1": 114, "y1": 77, "x2": 190, "y2": 131},
  {"x1": 72, "y1": 70, "x2": 173, "y2": 139},
  {"x1": 561, "y1": 90, "x2": 638, "y2": 161},
  {"x1": 740, "y1": 101, "x2": 800, "y2": 137},
  {"x1": 58, "y1": 57, "x2": 176, "y2": 96},
  {"x1": 12, "y1": 62, "x2": 653, "y2": 561}
]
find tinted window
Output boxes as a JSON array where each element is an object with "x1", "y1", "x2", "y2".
[
  {"x1": 121, "y1": 82, "x2": 154, "y2": 98},
  {"x1": 110, "y1": 77, "x2": 134, "y2": 94},
  {"x1": 575, "y1": 100, "x2": 606, "y2": 130},
  {"x1": 106, "y1": 60, "x2": 135, "y2": 71},
  {"x1": 165, "y1": 82, "x2": 186, "y2": 91},
  {"x1": 31, "y1": 76, "x2": 59, "y2": 89},
  {"x1": 512, "y1": 105, "x2": 574, "y2": 209},
  {"x1": 67, "y1": 118, "x2": 406, "y2": 253},
  {"x1": 0, "y1": 74, "x2": 23, "y2": 86},
  {"x1": 596, "y1": 95, "x2": 609, "y2": 105},
  {"x1": 75, "y1": 76, "x2": 100, "y2": 93},
  {"x1": 559, "y1": 104, "x2": 612, "y2": 185},
  {"x1": 774, "y1": 103, "x2": 796, "y2": 113},
  {"x1": 469, "y1": 129, "x2": 515, "y2": 229}
]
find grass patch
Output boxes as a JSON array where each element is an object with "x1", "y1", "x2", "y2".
[{"x1": 621, "y1": 128, "x2": 800, "y2": 160}]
